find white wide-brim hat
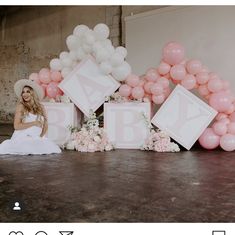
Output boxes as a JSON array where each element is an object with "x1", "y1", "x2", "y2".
[{"x1": 14, "y1": 79, "x2": 44, "y2": 101}]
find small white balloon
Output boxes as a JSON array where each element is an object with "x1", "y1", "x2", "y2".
[
  {"x1": 50, "y1": 58, "x2": 62, "y2": 71},
  {"x1": 112, "y1": 62, "x2": 131, "y2": 81},
  {"x1": 94, "y1": 23, "x2": 110, "y2": 40},
  {"x1": 66, "y1": 35, "x2": 79, "y2": 51},
  {"x1": 68, "y1": 51, "x2": 77, "y2": 60},
  {"x1": 95, "y1": 48, "x2": 111, "y2": 63},
  {"x1": 61, "y1": 67, "x2": 72, "y2": 78},
  {"x1": 73, "y1": 24, "x2": 89, "y2": 36},
  {"x1": 59, "y1": 51, "x2": 69, "y2": 60},
  {"x1": 61, "y1": 57, "x2": 73, "y2": 67},
  {"x1": 106, "y1": 45, "x2": 115, "y2": 54},
  {"x1": 76, "y1": 47, "x2": 87, "y2": 60},
  {"x1": 100, "y1": 61, "x2": 113, "y2": 74},
  {"x1": 84, "y1": 30, "x2": 96, "y2": 45},
  {"x1": 82, "y1": 43, "x2": 93, "y2": 53},
  {"x1": 110, "y1": 52, "x2": 124, "y2": 67},
  {"x1": 116, "y1": 46, "x2": 127, "y2": 58},
  {"x1": 101, "y1": 39, "x2": 112, "y2": 47}
]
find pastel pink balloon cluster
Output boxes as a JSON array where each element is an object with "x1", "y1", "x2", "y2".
[
  {"x1": 118, "y1": 69, "x2": 171, "y2": 104},
  {"x1": 29, "y1": 68, "x2": 63, "y2": 99}
]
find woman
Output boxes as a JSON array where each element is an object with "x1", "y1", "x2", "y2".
[{"x1": 0, "y1": 79, "x2": 61, "y2": 155}]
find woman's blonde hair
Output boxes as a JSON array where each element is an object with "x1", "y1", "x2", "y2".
[{"x1": 19, "y1": 86, "x2": 44, "y2": 119}]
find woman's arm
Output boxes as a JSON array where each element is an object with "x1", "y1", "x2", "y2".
[
  {"x1": 40, "y1": 105, "x2": 48, "y2": 137},
  {"x1": 14, "y1": 104, "x2": 41, "y2": 130}
]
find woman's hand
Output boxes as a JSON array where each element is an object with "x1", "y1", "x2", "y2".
[{"x1": 34, "y1": 120, "x2": 43, "y2": 128}]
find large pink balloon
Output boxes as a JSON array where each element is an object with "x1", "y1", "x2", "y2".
[
  {"x1": 144, "y1": 82, "x2": 154, "y2": 94},
  {"x1": 150, "y1": 83, "x2": 164, "y2": 95},
  {"x1": 222, "y1": 80, "x2": 230, "y2": 90},
  {"x1": 170, "y1": 64, "x2": 186, "y2": 81},
  {"x1": 220, "y1": 134, "x2": 235, "y2": 151},
  {"x1": 225, "y1": 104, "x2": 235, "y2": 115},
  {"x1": 163, "y1": 42, "x2": 185, "y2": 65},
  {"x1": 145, "y1": 68, "x2": 159, "y2": 82},
  {"x1": 181, "y1": 74, "x2": 196, "y2": 90},
  {"x1": 227, "y1": 122, "x2": 235, "y2": 134},
  {"x1": 229, "y1": 112, "x2": 235, "y2": 122},
  {"x1": 157, "y1": 77, "x2": 169, "y2": 88},
  {"x1": 198, "y1": 84, "x2": 210, "y2": 96},
  {"x1": 186, "y1": 59, "x2": 202, "y2": 75},
  {"x1": 51, "y1": 71, "x2": 62, "y2": 82},
  {"x1": 212, "y1": 122, "x2": 227, "y2": 136},
  {"x1": 126, "y1": 74, "x2": 140, "y2": 87},
  {"x1": 119, "y1": 84, "x2": 132, "y2": 97},
  {"x1": 209, "y1": 91, "x2": 232, "y2": 112},
  {"x1": 46, "y1": 82, "x2": 59, "y2": 98},
  {"x1": 196, "y1": 72, "x2": 209, "y2": 85},
  {"x1": 216, "y1": 113, "x2": 228, "y2": 121},
  {"x1": 199, "y1": 128, "x2": 220, "y2": 150},
  {"x1": 207, "y1": 78, "x2": 223, "y2": 93},
  {"x1": 39, "y1": 68, "x2": 51, "y2": 84},
  {"x1": 157, "y1": 61, "x2": 171, "y2": 75},
  {"x1": 131, "y1": 87, "x2": 144, "y2": 99},
  {"x1": 152, "y1": 94, "x2": 165, "y2": 104}
]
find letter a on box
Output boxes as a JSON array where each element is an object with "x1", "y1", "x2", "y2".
[
  {"x1": 104, "y1": 102, "x2": 151, "y2": 149},
  {"x1": 58, "y1": 56, "x2": 120, "y2": 116},
  {"x1": 151, "y1": 85, "x2": 217, "y2": 150}
]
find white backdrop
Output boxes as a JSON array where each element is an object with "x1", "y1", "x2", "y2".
[{"x1": 125, "y1": 6, "x2": 235, "y2": 91}]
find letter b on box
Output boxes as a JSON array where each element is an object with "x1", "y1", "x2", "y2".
[{"x1": 104, "y1": 103, "x2": 151, "y2": 149}]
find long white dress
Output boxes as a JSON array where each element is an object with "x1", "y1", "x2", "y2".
[{"x1": 0, "y1": 113, "x2": 61, "y2": 155}]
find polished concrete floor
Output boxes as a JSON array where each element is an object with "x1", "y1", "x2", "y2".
[{"x1": 0, "y1": 124, "x2": 235, "y2": 222}]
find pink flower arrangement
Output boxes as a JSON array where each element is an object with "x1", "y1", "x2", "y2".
[
  {"x1": 141, "y1": 129, "x2": 180, "y2": 152},
  {"x1": 65, "y1": 111, "x2": 114, "y2": 152}
]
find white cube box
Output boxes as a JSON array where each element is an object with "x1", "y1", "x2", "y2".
[
  {"x1": 41, "y1": 102, "x2": 82, "y2": 146},
  {"x1": 104, "y1": 102, "x2": 151, "y2": 149},
  {"x1": 151, "y1": 85, "x2": 217, "y2": 150},
  {"x1": 58, "y1": 56, "x2": 120, "y2": 117}
]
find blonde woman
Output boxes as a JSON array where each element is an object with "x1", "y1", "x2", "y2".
[{"x1": 0, "y1": 79, "x2": 61, "y2": 155}]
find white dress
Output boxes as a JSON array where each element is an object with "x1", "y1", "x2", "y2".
[{"x1": 0, "y1": 113, "x2": 61, "y2": 155}]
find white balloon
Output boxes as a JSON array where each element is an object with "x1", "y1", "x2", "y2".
[
  {"x1": 68, "y1": 51, "x2": 77, "y2": 60},
  {"x1": 50, "y1": 58, "x2": 62, "y2": 71},
  {"x1": 73, "y1": 24, "x2": 89, "y2": 37},
  {"x1": 61, "y1": 67, "x2": 72, "y2": 78},
  {"x1": 92, "y1": 41, "x2": 103, "y2": 53},
  {"x1": 61, "y1": 57, "x2": 73, "y2": 67},
  {"x1": 72, "y1": 61, "x2": 78, "y2": 68},
  {"x1": 100, "y1": 61, "x2": 113, "y2": 74},
  {"x1": 76, "y1": 47, "x2": 86, "y2": 60},
  {"x1": 83, "y1": 30, "x2": 96, "y2": 45},
  {"x1": 110, "y1": 52, "x2": 124, "y2": 67},
  {"x1": 59, "y1": 51, "x2": 69, "y2": 60},
  {"x1": 101, "y1": 39, "x2": 112, "y2": 47},
  {"x1": 116, "y1": 46, "x2": 127, "y2": 58},
  {"x1": 106, "y1": 45, "x2": 115, "y2": 54},
  {"x1": 95, "y1": 48, "x2": 111, "y2": 63},
  {"x1": 66, "y1": 35, "x2": 79, "y2": 51},
  {"x1": 82, "y1": 43, "x2": 93, "y2": 53},
  {"x1": 94, "y1": 23, "x2": 110, "y2": 40},
  {"x1": 112, "y1": 62, "x2": 131, "y2": 81}
]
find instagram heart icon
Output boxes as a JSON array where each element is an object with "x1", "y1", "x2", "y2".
[{"x1": 9, "y1": 232, "x2": 24, "y2": 235}]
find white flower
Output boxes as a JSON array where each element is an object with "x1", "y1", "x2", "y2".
[
  {"x1": 66, "y1": 140, "x2": 76, "y2": 150},
  {"x1": 105, "y1": 144, "x2": 113, "y2": 151},
  {"x1": 94, "y1": 136, "x2": 101, "y2": 143}
]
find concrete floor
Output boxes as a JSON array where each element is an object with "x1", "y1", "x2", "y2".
[{"x1": 0, "y1": 124, "x2": 235, "y2": 222}]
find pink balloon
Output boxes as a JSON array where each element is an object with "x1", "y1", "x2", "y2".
[
  {"x1": 144, "y1": 82, "x2": 154, "y2": 94},
  {"x1": 196, "y1": 72, "x2": 209, "y2": 85},
  {"x1": 229, "y1": 112, "x2": 235, "y2": 122},
  {"x1": 152, "y1": 94, "x2": 165, "y2": 104},
  {"x1": 119, "y1": 84, "x2": 132, "y2": 97},
  {"x1": 198, "y1": 84, "x2": 210, "y2": 96},
  {"x1": 145, "y1": 68, "x2": 159, "y2": 82},
  {"x1": 157, "y1": 77, "x2": 170, "y2": 88},
  {"x1": 216, "y1": 113, "x2": 228, "y2": 121},
  {"x1": 126, "y1": 74, "x2": 140, "y2": 87},
  {"x1": 164, "y1": 73, "x2": 171, "y2": 80},
  {"x1": 157, "y1": 61, "x2": 171, "y2": 75},
  {"x1": 181, "y1": 74, "x2": 196, "y2": 90},
  {"x1": 138, "y1": 80, "x2": 145, "y2": 87},
  {"x1": 170, "y1": 64, "x2": 186, "y2": 81},
  {"x1": 58, "y1": 87, "x2": 64, "y2": 96},
  {"x1": 225, "y1": 104, "x2": 235, "y2": 115},
  {"x1": 207, "y1": 78, "x2": 223, "y2": 93},
  {"x1": 163, "y1": 42, "x2": 185, "y2": 65},
  {"x1": 219, "y1": 117, "x2": 230, "y2": 125},
  {"x1": 51, "y1": 71, "x2": 62, "y2": 82},
  {"x1": 46, "y1": 82, "x2": 59, "y2": 98},
  {"x1": 222, "y1": 80, "x2": 230, "y2": 90},
  {"x1": 40, "y1": 84, "x2": 47, "y2": 98},
  {"x1": 201, "y1": 66, "x2": 210, "y2": 73},
  {"x1": 163, "y1": 87, "x2": 171, "y2": 98},
  {"x1": 220, "y1": 134, "x2": 235, "y2": 151},
  {"x1": 199, "y1": 128, "x2": 220, "y2": 150},
  {"x1": 227, "y1": 122, "x2": 235, "y2": 134},
  {"x1": 209, "y1": 72, "x2": 220, "y2": 80},
  {"x1": 39, "y1": 68, "x2": 51, "y2": 84},
  {"x1": 150, "y1": 83, "x2": 164, "y2": 95},
  {"x1": 212, "y1": 122, "x2": 227, "y2": 136},
  {"x1": 186, "y1": 59, "x2": 202, "y2": 75},
  {"x1": 209, "y1": 91, "x2": 232, "y2": 112},
  {"x1": 131, "y1": 87, "x2": 144, "y2": 99}
]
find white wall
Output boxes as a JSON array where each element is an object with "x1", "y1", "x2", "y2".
[{"x1": 125, "y1": 6, "x2": 235, "y2": 91}]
